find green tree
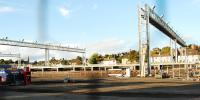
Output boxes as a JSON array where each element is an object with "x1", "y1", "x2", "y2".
[
  {"x1": 88, "y1": 53, "x2": 99, "y2": 64},
  {"x1": 49, "y1": 57, "x2": 60, "y2": 65},
  {"x1": 72, "y1": 56, "x2": 83, "y2": 65},
  {"x1": 161, "y1": 46, "x2": 170, "y2": 55},
  {"x1": 116, "y1": 56, "x2": 123, "y2": 63},
  {"x1": 198, "y1": 46, "x2": 200, "y2": 54},
  {"x1": 76, "y1": 56, "x2": 82, "y2": 64},
  {"x1": 151, "y1": 48, "x2": 161, "y2": 56},
  {"x1": 33, "y1": 60, "x2": 38, "y2": 65},
  {"x1": 4, "y1": 59, "x2": 13, "y2": 64},
  {"x1": 61, "y1": 58, "x2": 69, "y2": 65},
  {"x1": 96, "y1": 55, "x2": 103, "y2": 62},
  {"x1": 0, "y1": 59, "x2": 5, "y2": 64},
  {"x1": 128, "y1": 50, "x2": 139, "y2": 63}
]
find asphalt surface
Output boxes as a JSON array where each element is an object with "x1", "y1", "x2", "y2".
[{"x1": 1, "y1": 78, "x2": 200, "y2": 100}]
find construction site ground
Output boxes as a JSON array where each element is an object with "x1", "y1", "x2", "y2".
[{"x1": 1, "y1": 72, "x2": 200, "y2": 100}]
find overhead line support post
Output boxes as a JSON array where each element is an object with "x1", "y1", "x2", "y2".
[
  {"x1": 82, "y1": 51, "x2": 86, "y2": 66},
  {"x1": 18, "y1": 53, "x2": 21, "y2": 68},
  {"x1": 145, "y1": 4, "x2": 151, "y2": 76},
  {"x1": 174, "y1": 39, "x2": 178, "y2": 63},
  {"x1": 45, "y1": 48, "x2": 49, "y2": 66},
  {"x1": 138, "y1": 5, "x2": 142, "y2": 77}
]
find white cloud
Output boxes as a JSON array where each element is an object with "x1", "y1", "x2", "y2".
[
  {"x1": 0, "y1": 6, "x2": 15, "y2": 13},
  {"x1": 86, "y1": 38, "x2": 132, "y2": 57},
  {"x1": 58, "y1": 6, "x2": 70, "y2": 17},
  {"x1": 0, "y1": 38, "x2": 134, "y2": 61},
  {"x1": 0, "y1": 45, "x2": 44, "y2": 61}
]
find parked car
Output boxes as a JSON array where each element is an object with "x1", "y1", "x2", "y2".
[{"x1": 0, "y1": 66, "x2": 31, "y2": 86}]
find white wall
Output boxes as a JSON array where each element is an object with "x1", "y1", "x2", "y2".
[
  {"x1": 122, "y1": 58, "x2": 129, "y2": 64},
  {"x1": 151, "y1": 56, "x2": 171, "y2": 63},
  {"x1": 102, "y1": 60, "x2": 117, "y2": 65},
  {"x1": 152, "y1": 55, "x2": 200, "y2": 63},
  {"x1": 178, "y1": 55, "x2": 200, "y2": 63}
]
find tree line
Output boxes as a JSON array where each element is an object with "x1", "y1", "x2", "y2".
[
  {"x1": 88, "y1": 44, "x2": 200, "y2": 64},
  {"x1": 0, "y1": 44, "x2": 199, "y2": 65}
]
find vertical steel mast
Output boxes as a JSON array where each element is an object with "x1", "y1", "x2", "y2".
[
  {"x1": 138, "y1": 4, "x2": 151, "y2": 77},
  {"x1": 145, "y1": 4, "x2": 151, "y2": 76},
  {"x1": 138, "y1": 4, "x2": 186, "y2": 77}
]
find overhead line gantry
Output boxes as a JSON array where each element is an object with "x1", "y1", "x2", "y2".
[
  {"x1": 0, "y1": 39, "x2": 86, "y2": 66},
  {"x1": 138, "y1": 4, "x2": 186, "y2": 77}
]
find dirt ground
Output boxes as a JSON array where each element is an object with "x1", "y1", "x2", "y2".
[{"x1": 1, "y1": 72, "x2": 200, "y2": 100}]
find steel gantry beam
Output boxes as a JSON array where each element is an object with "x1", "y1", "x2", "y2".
[
  {"x1": 0, "y1": 39, "x2": 86, "y2": 53},
  {"x1": 141, "y1": 5, "x2": 186, "y2": 47},
  {"x1": 0, "y1": 53, "x2": 20, "y2": 58},
  {"x1": 0, "y1": 39, "x2": 86, "y2": 66},
  {"x1": 138, "y1": 4, "x2": 186, "y2": 77}
]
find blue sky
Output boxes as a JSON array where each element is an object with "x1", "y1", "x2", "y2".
[{"x1": 0, "y1": 0, "x2": 200, "y2": 60}]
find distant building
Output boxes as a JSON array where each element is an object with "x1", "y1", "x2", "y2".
[
  {"x1": 178, "y1": 55, "x2": 200, "y2": 63},
  {"x1": 151, "y1": 49, "x2": 200, "y2": 63},
  {"x1": 121, "y1": 58, "x2": 132, "y2": 64},
  {"x1": 151, "y1": 55, "x2": 200, "y2": 63},
  {"x1": 102, "y1": 59, "x2": 117, "y2": 65},
  {"x1": 178, "y1": 48, "x2": 200, "y2": 63},
  {"x1": 151, "y1": 55, "x2": 171, "y2": 63},
  {"x1": 191, "y1": 44, "x2": 198, "y2": 50}
]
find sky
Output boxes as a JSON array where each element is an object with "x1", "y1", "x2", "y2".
[{"x1": 0, "y1": 0, "x2": 200, "y2": 61}]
